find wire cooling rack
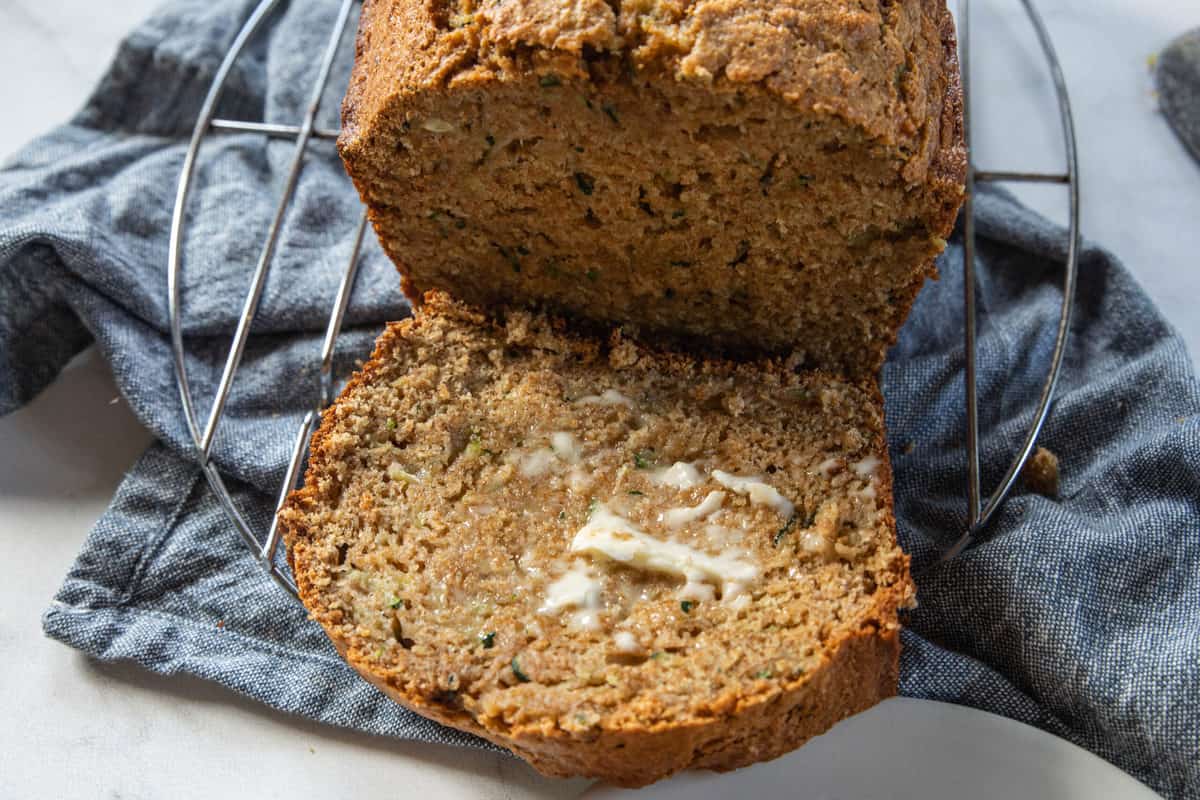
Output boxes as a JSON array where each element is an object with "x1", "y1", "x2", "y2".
[{"x1": 167, "y1": 0, "x2": 1080, "y2": 597}]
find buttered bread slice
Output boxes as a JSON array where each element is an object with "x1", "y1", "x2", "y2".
[{"x1": 279, "y1": 293, "x2": 915, "y2": 786}]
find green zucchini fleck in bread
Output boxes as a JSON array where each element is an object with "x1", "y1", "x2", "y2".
[
  {"x1": 338, "y1": 0, "x2": 965, "y2": 377},
  {"x1": 279, "y1": 294, "x2": 915, "y2": 787}
]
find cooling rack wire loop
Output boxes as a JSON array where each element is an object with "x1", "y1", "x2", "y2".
[{"x1": 166, "y1": 0, "x2": 1081, "y2": 596}]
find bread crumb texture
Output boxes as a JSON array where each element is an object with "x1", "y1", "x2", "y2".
[
  {"x1": 339, "y1": 0, "x2": 965, "y2": 377},
  {"x1": 280, "y1": 294, "x2": 915, "y2": 785},
  {"x1": 1021, "y1": 446, "x2": 1060, "y2": 497}
]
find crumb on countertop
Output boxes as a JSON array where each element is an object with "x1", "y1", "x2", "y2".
[{"x1": 1021, "y1": 446, "x2": 1060, "y2": 497}]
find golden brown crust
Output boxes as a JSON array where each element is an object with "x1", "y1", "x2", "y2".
[
  {"x1": 341, "y1": 0, "x2": 958, "y2": 164},
  {"x1": 925, "y1": 0, "x2": 968, "y2": 238},
  {"x1": 296, "y1": 543, "x2": 903, "y2": 788},
  {"x1": 281, "y1": 294, "x2": 914, "y2": 787},
  {"x1": 331, "y1": 595, "x2": 902, "y2": 787}
]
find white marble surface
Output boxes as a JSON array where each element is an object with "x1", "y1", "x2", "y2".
[
  {"x1": 963, "y1": 0, "x2": 1200, "y2": 360},
  {"x1": 0, "y1": 1, "x2": 1196, "y2": 798}
]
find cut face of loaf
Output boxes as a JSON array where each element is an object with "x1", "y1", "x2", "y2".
[
  {"x1": 339, "y1": 0, "x2": 966, "y2": 377},
  {"x1": 279, "y1": 293, "x2": 915, "y2": 786}
]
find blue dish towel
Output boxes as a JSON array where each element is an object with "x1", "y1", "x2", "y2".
[{"x1": 1, "y1": 1, "x2": 1197, "y2": 796}]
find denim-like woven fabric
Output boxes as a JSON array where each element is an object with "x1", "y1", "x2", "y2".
[{"x1": 1, "y1": 2, "x2": 1197, "y2": 797}]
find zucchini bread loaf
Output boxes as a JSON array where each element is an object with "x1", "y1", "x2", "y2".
[
  {"x1": 339, "y1": 0, "x2": 965, "y2": 376},
  {"x1": 279, "y1": 294, "x2": 915, "y2": 786}
]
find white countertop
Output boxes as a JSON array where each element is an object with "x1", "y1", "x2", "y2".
[{"x1": 1, "y1": 1, "x2": 1196, "y2": 798}]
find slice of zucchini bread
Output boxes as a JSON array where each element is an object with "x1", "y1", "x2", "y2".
[
  {"x1": 279, "y1": 293, "x2": 915, "y2": 786},
  {"x1": 338, "y1": 0, "x2": 966, "y2": 377}
]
